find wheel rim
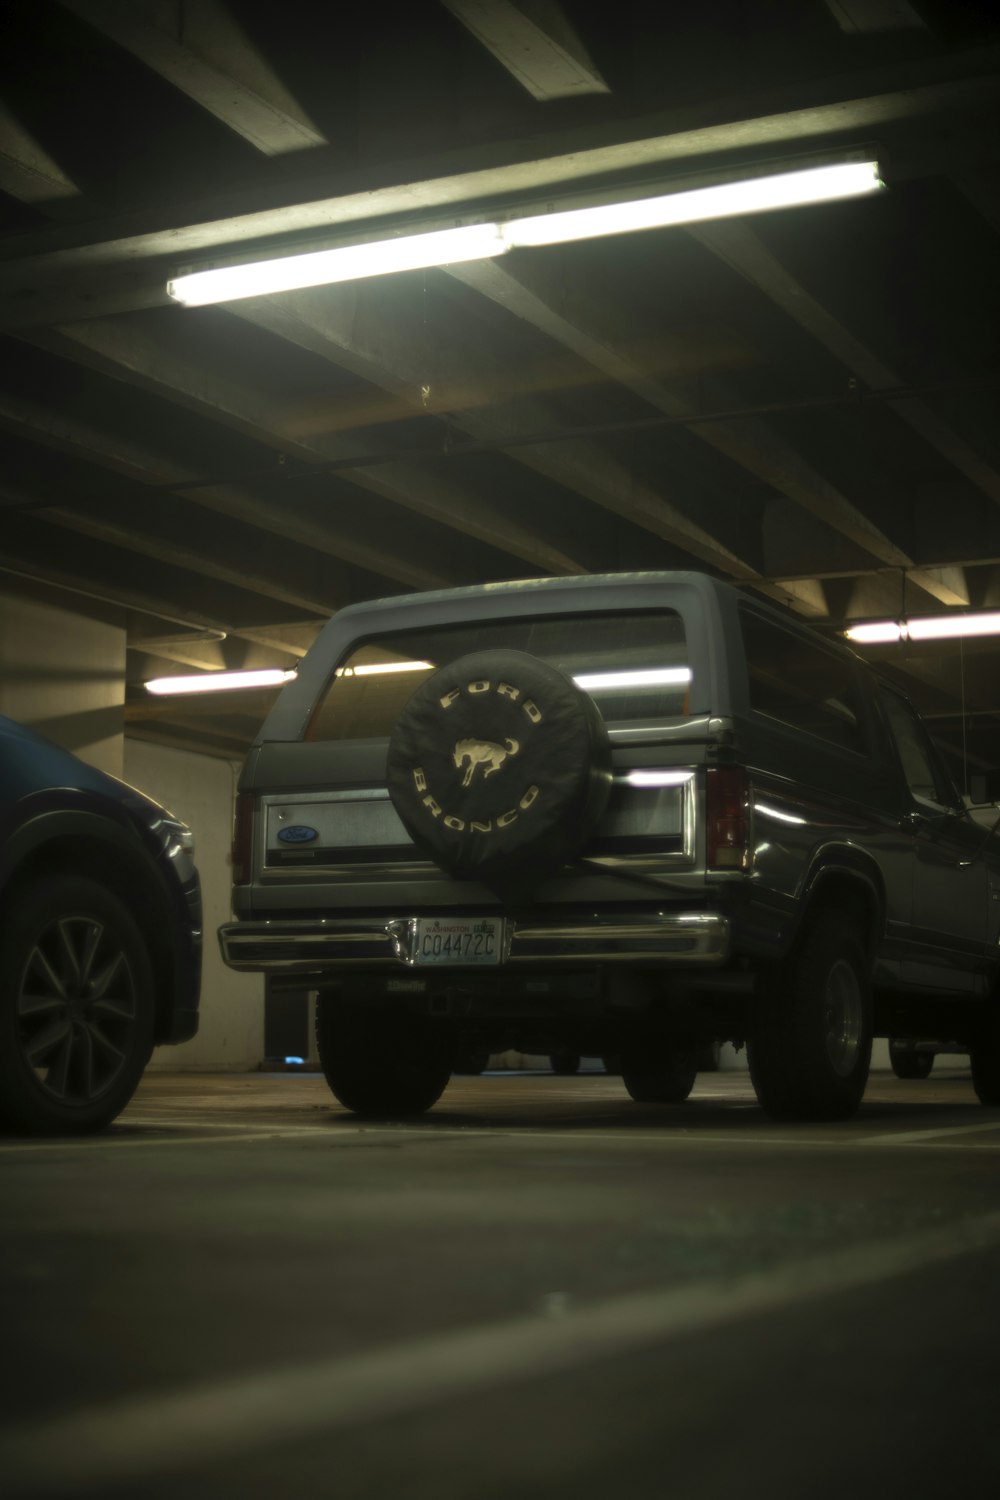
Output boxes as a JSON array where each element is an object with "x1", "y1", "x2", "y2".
[
  {"x1": 16, "y1": 914, "x2": 137, "y2": 1106},
  {"x1": 823, "y1": 958, "x2": 863, "y2": 1078}
]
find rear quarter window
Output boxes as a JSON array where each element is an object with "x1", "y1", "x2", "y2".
[{"x1": 739, "y1": 608, "x2": 869, "y2": 754}]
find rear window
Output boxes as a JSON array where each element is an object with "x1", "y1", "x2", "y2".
[
  {"x1": 307, "y1": 611, "x2": 689, "y2": 741},
  {"x1": 740, "y1": 608, "x2": 868, "y2": 753}
]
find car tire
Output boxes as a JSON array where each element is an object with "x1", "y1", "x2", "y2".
[
  {"x1": 0, "y1": 876, "x2": 155, "y2": 1135},
  {"x1": 620, "y1": 1042, "x2": 698, "y2": 1103},
  {"x1": 697, "y1": 1039, "x2": 722, "y2": 1072},
  {"x1": 385, "y1": 648, "x2": 612, "y2": 896},
  {"x1": 747, "y1": 910, "x2": 872, "y2": 1121},
  {"x1": 549, "y1": 1048, "x2": 581, "y2": 1075},
  {"x1": 970, "y1": 1012, "x2": 1000, "y2": 1106},
  {"x1": 888, "y1": 1039, "x2": 934, "y2": 1080},
  {"x1": 454, "y1": 1047, "x2": 491, "y2": 1075},
  {"x1": 315, "y1": 995, "x2": 454, "y2": 1116}
]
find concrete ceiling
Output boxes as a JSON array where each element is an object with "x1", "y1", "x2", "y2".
[{"x1": 1, "y1": 0, "x2": 999, "y2": 776}]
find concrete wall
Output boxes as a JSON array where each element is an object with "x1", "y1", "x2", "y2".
[
  {"x1": 0, "y1": 582, "x2": 125, "y2": 777},
  {"x1": 123, "y1": 738, "x2": 265, "y2": 1072}
]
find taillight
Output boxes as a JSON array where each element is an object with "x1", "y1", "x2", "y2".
[
  {"x1": 231, "y1": 791, "x2": 256, "y2": 885},
  {"x1": 706, "y1": 767, "x2": 749, "y2": 870}
]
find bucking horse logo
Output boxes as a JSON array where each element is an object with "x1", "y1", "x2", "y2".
[{"x1": 453, "y1": 737, "x2": 520, "y2": 787}]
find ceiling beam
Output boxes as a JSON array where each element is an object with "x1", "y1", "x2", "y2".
[
  {"x1": 823, "y1": 1, "x2": 928, "y2": 33},
  {"x1": 440, "y1": 0, "x2": 610, "y2": 100},
  {"x1": 57, "y1": 0, "x2": 326, "y2": 155},
  {"x1": 0, "y1": 102, "x2": 80, "y2": 205},
  {"x1": 0, "y1": 389, "x2": 458, "y2": 593},
  {"x1": 691, "y1": 218, "x2": 1000, "y2": 514},
  {"x1": 2, "y1": 47, "x2": 999, "y2": 326},
  {"x1": 26, "y1": 319, "x2": 587, "y2": 578},
  {"x1": 0, "y1": 516, "x2": 307, "y2": 645},
  {"x1": 447, "y1": 255, "x2": 914, "y2": 576},
  {"x1": 232, "y1": 288, "x2": 761, "y2": 580}
]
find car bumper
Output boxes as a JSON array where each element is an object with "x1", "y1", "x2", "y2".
[{"x1": 218, "y1": 911, "x2": 730, "y2": 971}]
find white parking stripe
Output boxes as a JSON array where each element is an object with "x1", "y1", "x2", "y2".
[
  {"x1": 5, "y1": 1208, "x2": 1000, "y2": 1494},
  {"x1": 0, "y1": 1126, "x2": 352, "y2": 1153},
  {"x1": 852, "y1": 1121, "x2": 1000, "y2": 1146},
  {"x1": 4, "y1": 1117, "x2": 1000, "y2": 1155}
]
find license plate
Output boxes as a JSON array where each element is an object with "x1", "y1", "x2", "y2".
[{"x1": 413, "y1": 916, "x2": 503, "y2": 967}]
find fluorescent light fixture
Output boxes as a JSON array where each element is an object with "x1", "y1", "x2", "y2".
[
  {"x1": 845, "y1": 611, "x2": 1000, "y2": 645},
  {"x1": 145, "y1": 668, "x2": 297, "y2": 695},
  {"x1": 167, "y1": 159, "x2": 883, "y2": 307},
  {"x1": 844, "y1": 621, "x2": 904, "y2": 644},
  {"x1": 623, "y1": 769, "x2": 695, "y2": 787},
  {"x1": 167, "y1": 223, "x2": 507, "y2": 306},
  {"x1": 505, "y1": 160, "x2": 884, "y2": 248},
  {"x1": 335, "y1": 659, "x2": 434, "y2": 677},
  {"x1": 574, "y1": 667, "x2": 692, "y2": 690}
]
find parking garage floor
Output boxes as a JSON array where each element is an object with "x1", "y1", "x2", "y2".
[{"x1": 3, "y1": 1066, "x2": 999, "y2": 1499}]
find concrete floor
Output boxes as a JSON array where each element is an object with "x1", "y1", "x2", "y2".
[{"x1": 2, "y1": 1066, "x2": 999, "y2": 1499}]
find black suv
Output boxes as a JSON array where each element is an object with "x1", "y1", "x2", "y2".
[
  {"x1": 0, "y1": 715, "x2": 202, "y2": 1133},
  {"x1": 219, "y1": 571, "x2": 1000, "y2": 1122}
]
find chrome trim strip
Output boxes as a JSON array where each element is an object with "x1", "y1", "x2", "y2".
[{"x1": 218, "y1": 910, "x2": 729, "y2": 970}]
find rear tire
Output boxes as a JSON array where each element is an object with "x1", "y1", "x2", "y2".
[
  {"x1": 621, "y1": 1042, "x2": 698, "y2": 1104},
  {"x1": 747, "y1": 911, "x2": 872, "y2": 1121},
  {"x1": 550, "y1": 1048, "x2": 580, "y2": 1076},
  {"x1": 888, "y1": 1039, "x2": 934, "y2": 1080},
  {"x1": 315, "y1": 995, "x2": 454, "y2": 1116},
  {"x1": 970, "y1": 1011, "x2": 1000, "y2": 1106}
]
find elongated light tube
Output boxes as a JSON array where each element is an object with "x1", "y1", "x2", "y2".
[
  {"x1": 167, "y1": 223, "x2": 508, "y2": 306},
  {"x1": 505, "y1": 160, "x2": 883, "y2": 248},
  {"x1": 845, "y1": 611, "x2": 1000, "y2": 645},
  {"x1": 167, "y1": 160, "x2": 883, "y2": 307},
  {"x1": 145, "y1": 668, "x2": 297, "y2": 694}
]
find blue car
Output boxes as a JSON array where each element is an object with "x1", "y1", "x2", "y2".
[{"x1": 0, "y1": 715, "x2": 202, "y2": 1133}]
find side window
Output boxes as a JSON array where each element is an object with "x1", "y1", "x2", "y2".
[
  {"x1": 740, "y1": 609, "x2": 868, "y2": 753},
  {"x1": 878, "y1": 689, "x2": 958, "y2": 809}
]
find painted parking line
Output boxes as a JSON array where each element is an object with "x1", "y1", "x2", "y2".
[
  {"x1": 851, "y1": 1120, "x2": 1000, "y2": 1146},
  {"x1": 0, "y1": 1125, "x2": 361, "y2": 1154},
  {"x1": 5, "y1": 1207, "x2": 1000, "y2": 1496},
  {"x1": 3, "y1": 1115, "x2": 1000, "y2": 1156}
]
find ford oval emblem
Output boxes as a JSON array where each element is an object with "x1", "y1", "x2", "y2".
[{"x1": 277, "y1": 824, "x2": 319, "y2": 844}]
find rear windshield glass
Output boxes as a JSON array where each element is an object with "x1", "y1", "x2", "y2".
[
  {"x1": 306, "y1": 611, "x2": 689, "y2": 741},
  {"x1": 740, "y1": 608, "x2": 868, "y2": 754}
]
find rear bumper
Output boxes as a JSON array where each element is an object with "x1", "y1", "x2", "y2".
[{"x1": 218, "y1": 910, "x2": 730, "y2": 972}]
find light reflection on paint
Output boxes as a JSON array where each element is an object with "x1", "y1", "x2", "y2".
[{"x1": 755, "y1": 801, "x2": 807, "y2": 826}]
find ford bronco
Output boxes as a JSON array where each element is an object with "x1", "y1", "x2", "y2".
[{"x1": 219, "y1": 571, "x2": 1000, "y2": 1121}]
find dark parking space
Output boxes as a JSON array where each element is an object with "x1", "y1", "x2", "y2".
[{"x1": 2, "y1": 1070, "x2": 999, "y2": 1498}]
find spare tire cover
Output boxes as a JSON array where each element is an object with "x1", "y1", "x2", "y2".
[{"x1": 386, "y1": 649, "x2": 612, "y2": 893}]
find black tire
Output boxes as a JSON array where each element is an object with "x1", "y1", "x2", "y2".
[
  {"x1": 315, "y1": 996, "x2": 454, "y2": 1116},
  {"x1": 386, "y1": 649, "x2": 611, "y2": 896},
  {"x1": 970, "y1": 1011, "x2": 1000, "y2": 1106},
  {"x1": 697, "y1": 1039, "x2": 722, "y2": 1072},
  {"x1": 747, "y1": 911, "x2": 872, "y2": 1121},
  {"x1": 602, "y1": 1053, "x2": 621, "y2": 1076},
  {"x1": 0, "y1": 876, "x2": 155, "y2": 1135},
  {"x1": 888, "y1": 1039, "x2": 934, "y2": 1080},
  {"x1": 620, "y1": 1042, "x2": 698, "y2": 1104},
  {"x1": 454, "y1": 1047, "x2": 491, "y2": 1075},
  {"x1": 549, "y1": 1048, "x2": 581, "y2": 1076}
]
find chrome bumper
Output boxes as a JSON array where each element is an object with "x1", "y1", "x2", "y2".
[{"x1": 218, "y1": 911, "x2": 730, "y2": 971}]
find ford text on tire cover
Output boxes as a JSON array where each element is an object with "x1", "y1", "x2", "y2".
[{"x1": 218, "y1": 571, "x2": 1000, "y2": 1122}]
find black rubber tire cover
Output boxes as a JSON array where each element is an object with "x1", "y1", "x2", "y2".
[{"x1": 386, "y1": 649, "x2": 612, "y2": 893}]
